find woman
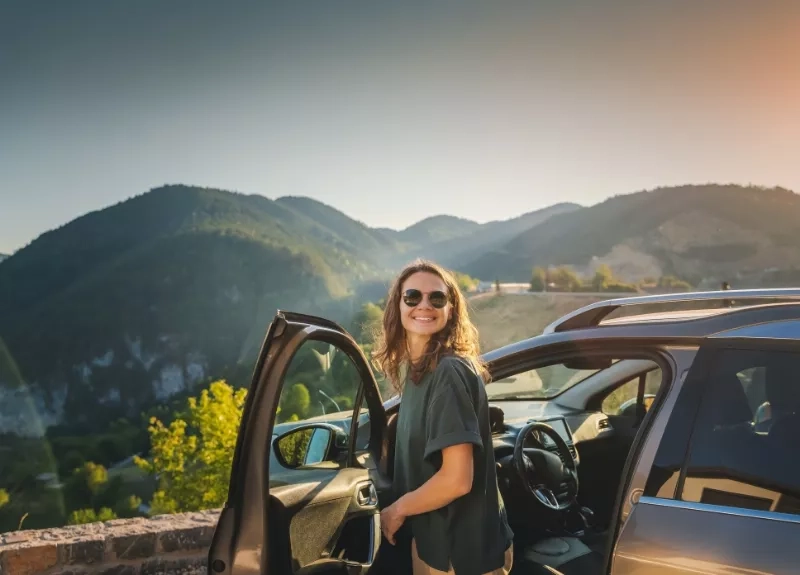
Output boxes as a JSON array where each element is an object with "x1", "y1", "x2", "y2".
[{"x1": 373, "y1": 259, "x2": 514, "y2": 575}]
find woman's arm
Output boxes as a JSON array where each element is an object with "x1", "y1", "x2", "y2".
[
  {"x1": 397, "y1": 443, "x2": 473, "y2": 515},
  {"x1": 380, "y1": 443, "x2": 473, "y2": 544}
]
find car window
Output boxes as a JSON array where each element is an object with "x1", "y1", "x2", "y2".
[
  {"x1": 488, "y1": 363, "x2": 611, "y2": 400},
  {"x1": 601, "y1": 368, "x2": 663, "y2": 416},
  {"x1": 680, "y1": 349, "x2": 800, "y2": 515},
  {"x1": 269, "y1": 339, "x2": 364, "y2": 480}
]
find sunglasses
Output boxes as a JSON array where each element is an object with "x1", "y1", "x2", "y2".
[{"x1": 402, "y1": 289, "x2": 449, "y2": 309}]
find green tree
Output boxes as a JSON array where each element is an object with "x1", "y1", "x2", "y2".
[
  {"x1": 551, "y1": 267, "x2": 582, "y2": 292},
  {"x1": 68, "y1": 507, "x2": 117, "y2": 525},
  {"x1": 452, "y1": 271, "x2": 478, "y2": 294},
  {"x1": 0, "y1": 488, "x2": 9, "y2": 510},
  {"x1": 84, "y1": 462, "x2": 109, "y2": 494},
  {"x1": 135, "y1": 380, "x2": 247, "y2": 514},
  {"x1": 529, "y1": 267, "x2": 547, "y2": 292},
  {"x1": 278, "y1": 383, "x2": 311, "y2": 422},
  {"x1": 592, "y1": 264, "x2": 614, "y2": 292},
  {"x1": 114, "y1": 495, "x2": 143, "y2": 518},
  {"x1": 350, "y1": 301, "x2": 383, "y2": 343},
  {"x1": 658, "y1": 275, "x2": 693, "y2": 290}
]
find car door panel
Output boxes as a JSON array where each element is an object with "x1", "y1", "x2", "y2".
[
  {"x1": 208, "y1": 312, "x2": 388, "y2": 575},
  {"x1": 269, "y1": 469, "x2": 380, "y2": 573},
  {"x1": 613, "y1": 497, "x2": 800, "y2": 574}
]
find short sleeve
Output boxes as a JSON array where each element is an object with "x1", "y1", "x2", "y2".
[{"x1": 423, "y1": 361, "x2": 483, "y2": 461}]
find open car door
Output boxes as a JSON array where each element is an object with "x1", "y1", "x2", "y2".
[{"x1": 208, "y1": 311, "x2": 389, "y2": 575}]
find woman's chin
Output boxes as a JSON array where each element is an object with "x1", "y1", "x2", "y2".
[{"x1": 406, "y1": 324, "x2": 444, "y2": 337}]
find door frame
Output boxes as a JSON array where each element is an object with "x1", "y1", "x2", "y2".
[{"x1": 208, "y1": 311, "x2": 387, "y2": 575}]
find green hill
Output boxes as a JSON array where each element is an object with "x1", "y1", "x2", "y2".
[
  {"x1": 464, "y1": 185, "x2": 800, "y2": 286},
  {"x1": 415, "y1": 203, "x2": 581, "y2": 268},
  {"x1": 394, "y1": 215, "x2": 482, "y2": 245},
  {"x1": 275, "y1": 196, "x2": 399, "y2": 256},
  {"x1": 0, "y1": 185, "x2": 390, "y2": 432}
]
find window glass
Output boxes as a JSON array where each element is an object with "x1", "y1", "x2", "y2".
[
  {"x1": 601, "y1": 368, "x2": 663, "y2": 416},
  {"x1": 644, "y1": 349, "x2": 712, "y2": 500},
  {"x1": 269, "y1": 340, "x2": 364, "y2": 480},
  {"x1": 681, "y1": 349, "x2": 800, "y2": 515},
  {"x1": 489, "y1": 362, "x2": 614, "y2": 400}
]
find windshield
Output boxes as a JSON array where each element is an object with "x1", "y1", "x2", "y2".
[{"x1": 487, "y1": 363, "x2": 605, "y2": 400}]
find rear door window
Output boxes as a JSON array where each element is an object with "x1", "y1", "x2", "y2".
[{"x1": 680, "y1": 348, "x2": 800, "y2": 515}]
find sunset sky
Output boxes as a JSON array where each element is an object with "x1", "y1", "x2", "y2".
[{"x1": 2, "y1": 0, "x2": 798, "y2": 253}]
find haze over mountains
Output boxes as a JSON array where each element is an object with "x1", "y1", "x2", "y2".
[{"x1": 1, "y1": 182, "x2": 798, "y2": 434}]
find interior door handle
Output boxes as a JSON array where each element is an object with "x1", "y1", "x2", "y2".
[{"x1": 357, "y1": 482, "x2": 378, "y2": 507}]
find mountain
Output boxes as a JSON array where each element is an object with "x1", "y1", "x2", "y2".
[
  {"x1": 5, "y1": 181, "x2": 799, "y2": 435},
  {"x1": 394, "y1": 215, "x2": 482, "y2": 246},
  {"x1": 0, "y1": 253, "x2": 8, "y2": 263},
  {"x1": 275, "y1": 196, "x2": 399, "y2": 255},
  {"x1": 408, "y1": 203, "x2": 582, "y2": 269},
  {"x1": 0, "y1": 185, "x2": 394, "y2": 434},
  {"x1": 464, "y1": 185, "x2": 800, "y2": 286}
]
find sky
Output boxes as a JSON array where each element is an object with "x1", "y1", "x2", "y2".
[{"x1": 1, "y1": 0, "x2": 799, "y2": 254}]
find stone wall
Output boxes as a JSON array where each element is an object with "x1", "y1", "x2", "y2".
[{"x1": 0, "y1": 510, "x2": 219, "y2": 575}]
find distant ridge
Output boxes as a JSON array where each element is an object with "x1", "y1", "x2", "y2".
[{"x1": 464, "y1": 184, "x2": 800, "y2": 287}]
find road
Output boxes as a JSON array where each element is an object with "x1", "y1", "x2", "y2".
[{"x1": 470, "y1": 284, "x2": 639, "y2": 299}]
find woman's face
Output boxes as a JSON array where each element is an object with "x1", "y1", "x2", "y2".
[{"x1": 399, "y1": 271, "x2": 451, "y2": 339}]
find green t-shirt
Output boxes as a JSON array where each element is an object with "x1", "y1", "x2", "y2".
[{"x1": 393, "y1": 355, "x2": 514, "y2": 575}]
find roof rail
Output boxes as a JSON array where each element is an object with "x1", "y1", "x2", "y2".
[{"x1": 543, "y1": 288, "x2": 800, "y2": 334}]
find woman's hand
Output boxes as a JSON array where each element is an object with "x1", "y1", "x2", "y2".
[{"x1": 380, "y1": 501, "x2": 407, "y2": 545}]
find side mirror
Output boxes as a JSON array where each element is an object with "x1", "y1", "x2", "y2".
[{"x1": 273, "y1": 423, "x2": 347, "y2": 469}]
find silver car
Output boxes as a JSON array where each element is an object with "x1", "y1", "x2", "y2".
[{"x1": 209, "y1": 289, "x2": 800, "y2": 575}]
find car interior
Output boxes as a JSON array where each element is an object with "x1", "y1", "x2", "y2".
[{"x1": 371, "y1": 354, "x2": 667, "y2": 575}]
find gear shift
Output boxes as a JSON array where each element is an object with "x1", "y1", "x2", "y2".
[{"x1": 579, "y1": 506, "x2": 595, "y2": 530}]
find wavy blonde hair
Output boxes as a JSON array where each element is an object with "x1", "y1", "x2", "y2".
[{"x1": 371, "y1": 259, "x2": 487, "y2": 392}]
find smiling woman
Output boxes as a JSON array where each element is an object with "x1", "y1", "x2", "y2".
[{"x1": 371, "y1": 259, "x2": 514, "y2": 575}]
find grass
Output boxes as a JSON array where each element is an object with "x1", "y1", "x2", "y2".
[{"x1": 469, "y1": 292, "x2": 608, "y2": 352}]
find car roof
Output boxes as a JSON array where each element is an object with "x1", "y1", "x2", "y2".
[
  {"x1": 543, "y1": 288, "x2": 800, "y2": 333},
  {"x1": 484, "y1": 291, "x2": 800, "y2": 364}
]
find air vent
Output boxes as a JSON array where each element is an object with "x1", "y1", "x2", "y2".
[{"x1": 597, "y1": 417, "x2": 610, "y2": 430}]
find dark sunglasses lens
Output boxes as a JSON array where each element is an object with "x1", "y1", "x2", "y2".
[
  {"x1": 403, "y1": 289, "x2": 423, "y2": 306},
  {"x1": 429, "y1": 291, "x2": 448, "y2": 308}
]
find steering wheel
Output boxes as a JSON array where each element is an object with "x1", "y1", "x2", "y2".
[{"x1": 513, "y1": 421, "x2": 579, "y2": 512}]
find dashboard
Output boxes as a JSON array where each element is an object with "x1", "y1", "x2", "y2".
[{"x1": 488, "y1": 401, "x2": 615, "y2": 468}]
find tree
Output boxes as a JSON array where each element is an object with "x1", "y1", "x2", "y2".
[
  {"x1": 68, "y1": 507, "x2": 117, "y2": 525},
  {"x1": 551, "y1": 267, "x2": 581, "y2": 292},
  {"x1": 494, "y1": 278, "x2": 501, "y2": 292},
  {"x1": 350, "y1": 301, "x2": 383, "y2": 343},
  {"x1": 529, "y1": 267, "x2": 547, "y2": 292},
  {"x1": 0, "y1": 488, "x2": 9, "y2": 510},
  {"x1": 278, "y1": 383, "x2": 311, "y2": 422},
  {"x1": 135, "y1": 380, "x2": 247, "y2": 514},
  {"x1": 84, "y1": 462, "x2": 109, "y2": 494},
  {"x1": 658, "y1": 275, "x2": 693, "y2": 291},
  {"x1": 592, "y1": 264, "x2": 614, "y2": 292},
  {"x1": 114, "y1": 495, "x2": 143, "y2": 519},
  {"x1": 452, "y1": 271, "x2": 479, "y2": 294}
]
